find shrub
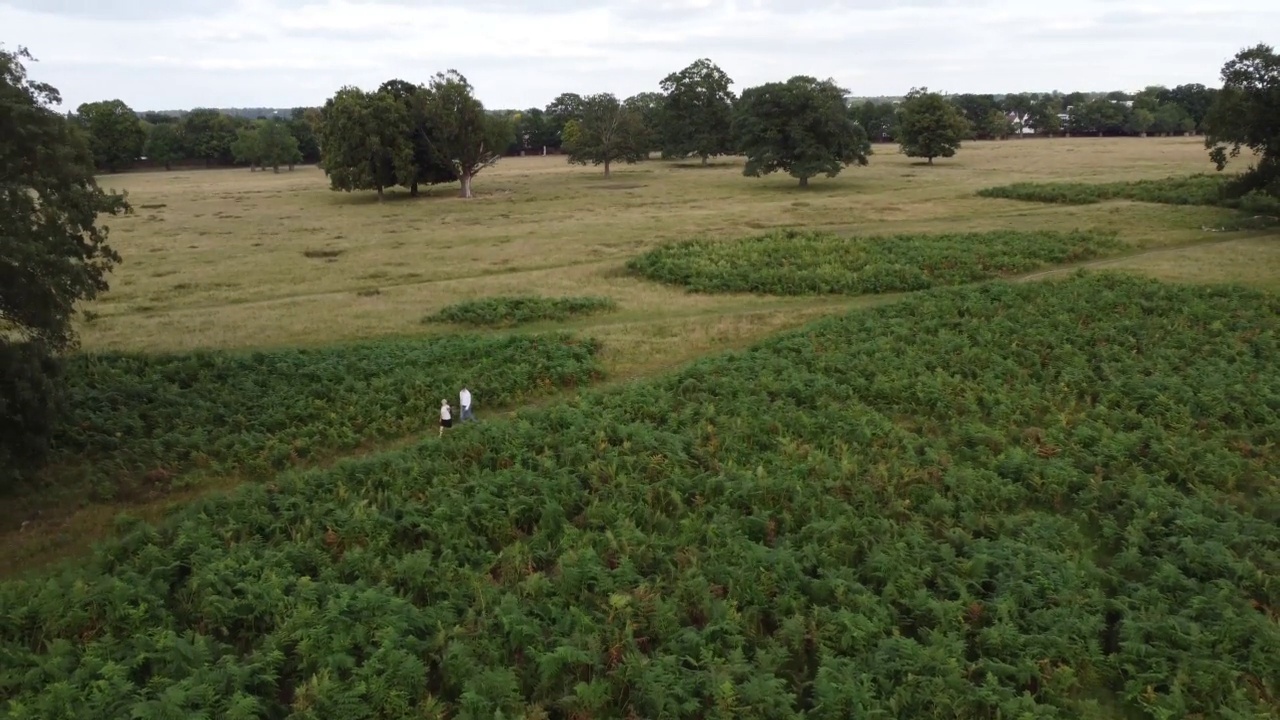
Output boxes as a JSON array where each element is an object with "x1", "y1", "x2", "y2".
[
  {"x1": 425, "y1": 295, "x2": 618, "y2": 327},
  {"x1": 626, "y1": 228, "x2": 1124, "y2": 295},
  {"x1": 977, "y1": 174, "x2": 1242, "y2": 207}
]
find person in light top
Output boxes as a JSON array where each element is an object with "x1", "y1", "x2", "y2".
[
  {"x1": 439, "y1": 399, "x2": 452, "y2": 436},
  {"x1": 459, "y1": 387, "x2": 474, "y2": 422}
]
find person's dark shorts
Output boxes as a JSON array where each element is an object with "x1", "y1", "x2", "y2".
[{"x1": 440, "y1": 418, "x2": 452, "y2": 428}]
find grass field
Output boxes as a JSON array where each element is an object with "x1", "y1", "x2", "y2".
[
  {"x1": 5, "y1": 136, "x2": 1277, "y2": 577},
  {"x1": 80, "y1": 136, "x2": 1275, "y2": 372},
  {"x1": 2, "y1": 135, "x2": 1279, "y2": 717}
]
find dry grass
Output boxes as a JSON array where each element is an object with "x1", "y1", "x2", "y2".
[{"x1": 80, "y1": 136, "x2": 1276, "y2": 377}]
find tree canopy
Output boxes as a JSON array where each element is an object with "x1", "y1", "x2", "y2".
[
  {"x1": 318, "y1": 86, "x2": 413, "y2": 200},
  {"x1": 896, "y1": 87, "x2": 970, "y2": 164},
  {"x1": 74, "y1": 99, "x2": 145, "y2": 172},
  {"x1": 232, "y1": 118, "x2": 302, "y2": 172},
  {"x1": 561, "y1": 93, "x2": 648, "y2": 178},
  {"x1": 1204, "y1": 43, "x2": 1279, "y2": 197},
  {"x1": 1, "y1": 46, "x2": 130, "y2": 483},
  {"x1": 659, "y1": 58, "x2": 735, "y2": 164},
  {"x1": 733, "y1": 76, "x2": 871, "y2": 187},
  {"x1": 142, "y1": 122, "x2": 183, "y2": 170},
  {"x1": 422, "y1": 70, "x2": 511, "y2": 198}
]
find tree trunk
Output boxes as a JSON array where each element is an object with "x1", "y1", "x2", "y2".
[
  {"x1": 410, "y1": 181, "x2": 419, "y2": 197},
  {"x1": 376, "y1": 186, "x2": 384, "y2": 202},
  {"x1": 798, "y1": 176, "x2": 809, "y2": 188},
  {"x1": 603, "y1": 160, "x2": 611, "y2": 178},
  {"x1": 927, "y1": 157, "x2": 934, "y2": 165},
  {"x1": 459, "y1": 171, "x2": 473, "y2": 199},
  {"x1": 273, "y1": 164, "x2": 280, "y2": 174},
  {"x1": 701, "y1": 154, "x2": 709, "y2": 166}
]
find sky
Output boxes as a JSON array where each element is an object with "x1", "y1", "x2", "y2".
[{"x1": 2, "y1": 0, "x2": 1273, "y2": 112}]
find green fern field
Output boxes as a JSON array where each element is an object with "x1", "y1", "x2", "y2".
[{"x1": 2, "y1": 273, "x2": 1277, "y2": 719}]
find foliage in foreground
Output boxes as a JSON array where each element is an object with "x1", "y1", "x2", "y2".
[
  {"x1": 2, "y1": 273, "x2": 1277, "y2": 719},
  {"x1": 424, "y1": 296, "x2": 618, "y2": 328},
  {"x1": 32, "y1": 334, "x2": 601, "y2": 497},
  {"x1": 977, "y1": 173, "x2": 1280, "y2": 213},
  {"x1": 626, "y1": 228, "x2": 1123, "y2": 295},
  {"x1": 2, "y1": 45, "x2": 129, "y2": 488}
]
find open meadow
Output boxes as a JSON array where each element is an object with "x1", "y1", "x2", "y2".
[
  {"x1": 2, "y1": 136, "x2": 1278, "y2": 718},
  {"x1": 79, "y1": 136, "x2": 1278, "y2": 362}
]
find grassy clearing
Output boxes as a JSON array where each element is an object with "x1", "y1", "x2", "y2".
[
  {"x1": 977, "y1": 172, "x2": 1280, "y2": 214},
  {"x1": 627, "y1": 228, "x2": 1124, "y2": 295},
  {"x1": 425, "y1": 295, "x2": 618, "y2": 327},
  {"x1": 4, "y1": 273, "x2": 1276, "y2": 718},
  {"x1": 76, "y1": 136, "x2": 1254, "y2": 362}
]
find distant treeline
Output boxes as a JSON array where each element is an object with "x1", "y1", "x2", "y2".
[{"x1": 70, "y1": 79, "x2": 1219, "y2": 175}]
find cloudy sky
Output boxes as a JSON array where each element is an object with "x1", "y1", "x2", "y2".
[{"x1": 2, "y1": 0, "x2": 1272, "y2": 111}]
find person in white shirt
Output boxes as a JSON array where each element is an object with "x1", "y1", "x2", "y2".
[
  {"x1": 439, "y1": 399, "x2": 452, "y2": 436},
  {"x1": 459, "y1": 387, "x2": 474, "y2": 422}
]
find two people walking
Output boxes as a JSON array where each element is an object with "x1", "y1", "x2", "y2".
[{"x1": 439, "y1": 386, "x2": 475, "y2": 436}]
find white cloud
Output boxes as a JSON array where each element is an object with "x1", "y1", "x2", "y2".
[{"x1": 1, "y1": 0, "x2": 1273, "y2": 110}]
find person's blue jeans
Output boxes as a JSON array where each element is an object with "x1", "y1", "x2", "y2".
[{"x1": 460, "y1": 405, "x2": 475, "y2": 422}]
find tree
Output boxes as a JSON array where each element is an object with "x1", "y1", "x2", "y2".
[
  {"x1": 980, "y1": 109, "x2": 1015, "y2": 140},
  {"x1": 140, "y1": 110, "x2": 178, "y2": 126},
  {"x1": 253, "y1": 119, "x2": 302, "y2": 172},
  {"x1": 422, "y1": 70, "x2": 511, "y2": 198},
  {"x1": 1167, "y1": 83, "x2": 1218, "y2": 132},
  {"x1": 230, "y1": 125, "x2": 261, "y2": 170},
  {"x1": 288, "y1": 107, "x2": 322, "y2": 164},
  {"x1": 624, "y1": 91, "x2": 665, "y2": 155},
  {"x1": 659, "y1": 58, "x2": 735, "y2": 164},
  {"x1": 1, "y1": 46, "x2": 130, "y2": 483},
  {"x1": 75, "y1": 99, "x2": 145, "y2": 172},
  {"x1": 319, "y1": 86, "x2": 413, "y2": 200},
  {"x1": 1070, "y1": 98, "x2": 1126, "y2": 136},
  {"x1": 545, "y1": 92, "x2": 585, "y2": 147},
  {"x1": 896, "y1": 87, "x2": 970, "y2": 164},
  {"x1": 1126, "y1": 108, "x2": 1155, "y2": 137},
  {"x1": 949, "y1": 93, "x2": 999, "y2": 138},
  {"x1": 1204, "y1": 43, "x2": 1280, "y2": 196},
  {"x1": 1001, "y1": 93, "x2": 1037, "y2": 137},
  {"x1": 1027, "y1": 97, "x2": 1063, "y2": 136},
  {"x1": 143, "y1": 121, "x2": 183, "y2": 170},
  {"x1": 562, "y1": 93, "x2": 647, "y2": 178},
  {"x1": 1153, "y1": 103, "x2": 1193, "y2": 136},
  {"x1": 376, "y1": 79, "x2": 455, "y2": 196},
  {"x1": 854, "y1": 101, "x2": 898, "y2": 142},
  {"x1": 181, "y1": 108, "x2": 237, "y2": 166},
  {"x1": 734, "y1": 76, "x2": 871, "y2": 187},
  {"x1": 513, "y1": 108, "x2": 558, "y2": 154}
]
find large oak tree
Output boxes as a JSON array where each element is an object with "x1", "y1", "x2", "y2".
[
  {"x1": 659, "y1": 58, "x2": 735, "y2": 164},
  {"x1": 1204, "y1": 43, "x2": 1280, "y2": 198},
  {"x1": 896, "y1": 87, "x2": 970, "y2": 164},
  {"x1": 733, "y1": 76, "x2": 871, "y2": 187},
  {"x1": 1, "y1": 46, "x2": 130, "y2": 483},
  {"x1": 318, "y1": 86, "x2": 413, "y2": 200},
  {"x1": 422, "y1": 70, "x2": 511, "y2": 199},
  {"x1": 75, "y1": 99, "x2": 145, "y2": 173},
  {"x1": 562, "y1": 93, "x2": 648, "y2": 178}
]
